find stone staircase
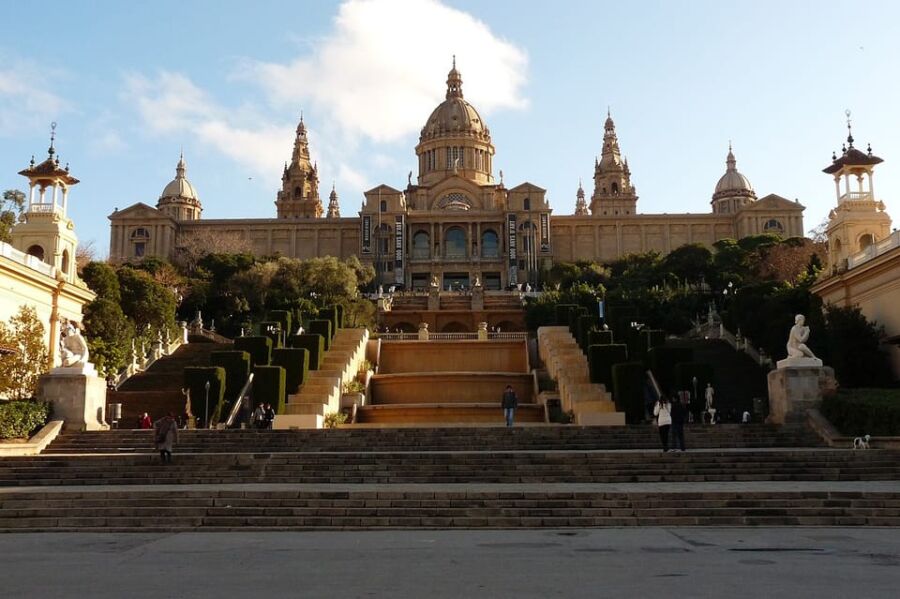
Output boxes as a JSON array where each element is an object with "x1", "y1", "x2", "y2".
[
  {"x1": 276, "y1": 328, "x2": 369, "y2": 429},
  {"x1": 537, "y1": 326, "x2": 623, "y2": 425},
  {"x1": 44, "y1": 423, "x2": 824, "y2": 453},
  {"x1": 109, "y1": 342, "x2": 231, "y2": 424}
]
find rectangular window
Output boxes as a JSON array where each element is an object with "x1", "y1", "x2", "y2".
[{"x1": 134, "y1": 242, "x2": 145, "y2": 257}]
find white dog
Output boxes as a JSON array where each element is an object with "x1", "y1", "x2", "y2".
[{"x1": 852, "y1": 434, "x2": 871, "y2": 450}]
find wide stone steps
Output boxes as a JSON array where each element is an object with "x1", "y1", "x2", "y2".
[
  {"x1": 355, "y1": 403, "x2": 547, "y2": 424},
  {"x1": 1, "y1": 490, "x2": 898, "y2": 530},
  {"x1": 43, "y1": 424, "x2": 824, "y2": 453},
  {"x1": 2, "y1": 451, "x2": 898, "y2": 486}
]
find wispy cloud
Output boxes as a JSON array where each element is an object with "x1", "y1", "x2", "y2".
[
  {"x1": 0, "y1": 60, "x2": 69, "y2": 136},
  {"x1": 243, "y1": 0, "x2": 528, "y2": 143},
  {"x1": 123, "y1": 0, "x2": 528, "y2": 205}
]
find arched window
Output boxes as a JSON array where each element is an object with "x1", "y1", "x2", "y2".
[
  {"x1": 523, "y1": 198, "x2": 531, "y2": 211},
  {"x1": 412, "y1": 231, "x2": 430, "y2": 259},
  {"x1": 444, "y1": 227, "x2": 466, "y2": 258},
  {"x1": 61, "y1": 249, "x2": 70, "y2": 274},
  {"x1": 380, "y1": 200, "x2": 387, "y2": 213},
  {"x1": 481, "y1": 230, "x2": 499, "y2": 258},
  {"x1": 131, "y1": 227, "x2": 149, "y2": 239},
  {"x1": 294, "y1": 186, "x2": 302, "y2": 198},
  {"x1": 611, "y1": 182, "x2": 619, "y2": 194},
  {"x1": 859, "y1": 233, "x2": 875, "y2": 251},
  {"x1": 763, "y1": 219, "x2": 784, "y2": 234},
  {"x1": 26, "y1": 244, "x2": 45, "y2": 262}
]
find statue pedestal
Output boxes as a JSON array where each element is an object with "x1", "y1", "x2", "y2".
[
  {"x1": 767, "y1": 365, "x2": 835, "y2": 425},
  {"x1": 428, "y1": 289, "x2": 440, "y2": 311},
  {"x1": 38, "y1": 370, "x2": 109, "y2": 431},
  {"x1": 776, "y1": 356, "x2": 823, "y2": 369},
  {"x1": 471, "y1": 286, "x2": 484, "y2": 310}
]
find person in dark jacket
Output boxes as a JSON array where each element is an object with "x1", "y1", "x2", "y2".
[
  {"x1": 501, "y1": 385, "x2": 518, "y2": 427},
  {"x1": 670, "y1": 395, "x2": 687, "y2": 452}
]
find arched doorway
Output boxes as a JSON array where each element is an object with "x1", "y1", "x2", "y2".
[
  {"x1": 441, "y1": 321, "x2": 468, "y2": 333},
  {"x1": 26, "y1": 245, "x2": 45, "y2": 262}
]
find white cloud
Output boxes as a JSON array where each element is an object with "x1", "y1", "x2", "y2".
[
  {"x1": 0, "y1": 62, "x2": 69, "y2": 136},
  {"x1": 243, "y1": 0, "x2": 528, "y2": 142}
]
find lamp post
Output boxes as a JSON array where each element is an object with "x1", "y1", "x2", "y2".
[{"x1": 204, "y1": 380, "x2": 211, "y2": 429}]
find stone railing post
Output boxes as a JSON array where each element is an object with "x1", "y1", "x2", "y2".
[{"x1": 418, "y1": 322, "x2": 430, "y2": 341}]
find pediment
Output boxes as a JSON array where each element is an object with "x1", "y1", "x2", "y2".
[
  {"x1": 364, "y1": 184, "x2": 403, "y2": 196},
  {"x1": 108, "y1": 202, "x2": 171, "y2": 221},
  {"x1": 743, "y1": 194, "x2": 805, "y2": 211},
  {"x1": 507, "y1": 182, "x2": 546, "y2": 194}
]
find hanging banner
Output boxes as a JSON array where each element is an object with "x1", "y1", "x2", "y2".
[
  {"x1": 394, "y1": 214, "x2": 405, "y2": 285},
  {"x1": 361, "y1": 215, "x2": 372, "y2": 254},
  {"x1": 507, "y1": 213, "x2": 518, "y2": 286},
  {"x1": 540, "y1": 212, "x2": 550, "y2": 253}
]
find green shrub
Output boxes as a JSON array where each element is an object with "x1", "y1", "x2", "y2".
[
  {"x1": 334, "y1": 305, "x2": 345, "y2": 330},
  {"x1": 588, "y1": 344, "x2": 628, "y2": 390},
  {"x1": 648, "y1": 346, "x2": 693, "y2": 394},
  {"x1": 209, "y1": 351, "x2": 251, "y2": 404},
  {"x1": 606, "y1": 304, "x2": 638, "y2": 339},
  {"x1": 322, "y1": 305, "x2": 341, "y2": 334},
  {"x1": 267, "y1": 310, "x2": 293, "y2": 337},
  {"x1": 271, "y1": 348, "x2": 309, "y2": 396},
  {"x1": 0, "y1": 400, "x2": 50, "y2": 439},
  {"x1": 288, "y1": 334, "x2": 325, "y2": 370},
  {"x1": 324, "y1": 412, "x2": 347, "y2": 428},
  {"x1": 183, "y1": 366, "x2": 226, "y2": 425},
  {"x1": 821, "y1": 389, "x2": 900, "y2": 436},
  {"x1": 612, "y1": 362, "x2": 646, "y2": 424},
  {"x1": 234, "y1": 336, "x2": 272, "y2": 367},
  {"x1": 588, "y1": 330, "x2": 614, "y2": 346},
  {"x1": 252, "y1": 365, "x2": 286, "y2": 414},
  {"x1": 308, "y1": 320, "x2": 333, "y2": 350},
  {"x1": 568, "y1": 306, "x2": 588, "y2": 336}
]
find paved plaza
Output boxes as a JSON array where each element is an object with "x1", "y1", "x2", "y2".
[{"x1": 1, "y1": 527, "x2": 898, "y2": 598}]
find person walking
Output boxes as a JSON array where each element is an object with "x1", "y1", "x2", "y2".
[
  {"x1": 264, "y1": 403, "x2": 276, "y2": 430},
  {"x1": 139, "y1": 412, "x2": 152, "y2": 430},
  {"x1": 670, "y1": 395, "x2": 687, "y2": 452},
  {"x1": 252, "y1": 404, "x2": 266, "y2": 429},
  {"x1": 153, "y1": 412, "x2": 178, "y2": 464},
  {"x1": 653, "y1": 395, "x2": 672, "y2": 452},
  {"x1": 501, "y1": 385, "x2": 518, "y2": 427}
]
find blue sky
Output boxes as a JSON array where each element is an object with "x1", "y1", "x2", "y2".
[{"x1": 2, "y1": 0, "x2": 899, "y2": 257}]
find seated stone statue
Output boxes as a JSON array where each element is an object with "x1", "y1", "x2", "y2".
[
  {"x1": 59, "y1": 323, "x2": 90, "y2": 367},
  {"x1": 786, "y1": 314, "x2": 817, "y2": 359}
]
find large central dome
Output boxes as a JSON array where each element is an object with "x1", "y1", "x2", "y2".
[{"x1": 419, "y1": 60, "x2": 491, "y2": 143}]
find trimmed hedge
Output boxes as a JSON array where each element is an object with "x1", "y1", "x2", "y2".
[
  {"x1": 308, "y1": 320, "x2": 333, "y2": 351},
  {"x1": 568, "y1": 306, "x2": 588, "y2": 336},
  {"x1": 822, "y1": 389, "x2": 900, "y2": 436},
  {"x1": 258, "y1": 321, "x2": 283, "y2": 349},
  {"x1": 288, "y1": 334, "x2": 325, "y2": 370},
  {"x1": 612, "y1": 362, "x2": 646, "y2": 424},
  {"x1": 210, "y1": 350, "x2": 251, "y2": 404},
  {"x1": 588, "y1": 343, "x2": 628, "y2": 390},
  {"x1": 183, "y1": 366, "x2": 226, "y2": 425},
  {"x1": 234, "y1": 336, "x2": 273, "y2": 367},
  {"x1": 272, "y1": 348, "x2": 310, "y2": 396},
  {"x1": 555, "y1": 304, "x2": 578, "y2": 327},
  {"x1": 322, "y1": 305, "x2": 341, "y2": 335},
  {"x1": 576, "y1": 315, "x2": 598, "y2": 352},
  {"x1": 648, "y1": 346, "x2": 693, "y2": 394},
  {"x1": 267, "y1": 310, "x2": 293, "y2": 337},
  {"x1": 639, "y1": 329, "x2": 666, "y2": 360},
  {"x1": 606, "y1": 304, "x2": 638, "y2": 339},
  {"x1": 252, "y1": 365, "x2": 286, "y2": 414},
  {"x1": 588, "y1": 330, "x2": 614, "y2": 347},
  {"x1": 0, "y1": 400, "x2": 50, "y2": 439}
]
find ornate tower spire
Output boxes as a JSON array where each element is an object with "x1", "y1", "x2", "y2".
[
  {"x1": 276, "y1": 113, "x2": 322, "y2": 218},
  {"x1": 326, "y1": 183, "x2": 340, "y2": 218},
  {"x1": 574, "y1": 179, "x2": 588, "y2": 215},
  {"x1": 446, "y1": 55, "x2": 463, "y2": 99},
  {"x1": 590, "y1": 110, "x2": 637, "y2": 215}
]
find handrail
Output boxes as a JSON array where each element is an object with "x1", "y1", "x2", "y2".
[
  {"x1": 224, "y1": 373, "x2": 254, "y2": 428},
  {"x1": 646, "y1": 369, "x2": 663, "y2": 401}
]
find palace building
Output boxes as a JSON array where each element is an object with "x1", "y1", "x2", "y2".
[{"x1": 108, "y1": 61, "x2": 805, "y2": 288}]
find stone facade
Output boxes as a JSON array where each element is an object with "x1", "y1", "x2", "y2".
[{"x1": 109, "y1": 62, "x2": 805, "y2": 287}]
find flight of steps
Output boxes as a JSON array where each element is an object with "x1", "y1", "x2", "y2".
[
  {"x1": 390, "y1": 296, "x2": 428, "y2": 311},
  {"x1": 44, "y1": 424, "x2": 825, "y2": 454},
  {"x1": 1, "y1": 489, "x2": 897, "y2": 531},
  {"x1": 538, "y1": 326, "x2": 623, "y2": 425},
  {"x1": 276, "y1": 328, "x2": 369, "y2": 429},
  {"x1": 110, "y1": 342, "x2": 231, "y2": 424},
  {"x1": 353, "y1": 403, "x2": 546, "y2": 424}
]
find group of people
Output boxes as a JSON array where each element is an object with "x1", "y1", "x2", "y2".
[{"x1": 251, "y1": 403, "x2": 276, "y2": 430}]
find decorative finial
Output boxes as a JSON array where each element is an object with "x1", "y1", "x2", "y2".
[
  {"x1": 452, "y1": 54, "x2": 456, "y2": 69},
  {"x1": 728, "y1": 139, "x2": 732, "y2": 152},
  {"x1": 48, "y1": 121, "x2": 57, "y2": 156},
  {"x1": 845, "y1": 109, "x2": 854, "y2": 147},
  {"x1": 29, "y1": 155, "x2": 35, "y2": 167},
  {"x1": 867, "y1": 143, "x2": 873, "y2": 156}
]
